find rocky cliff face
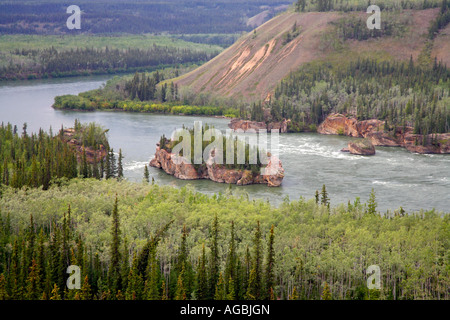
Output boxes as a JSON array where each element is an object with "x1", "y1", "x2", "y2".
[
  {"x1": 149, "y1": 146, "x2": 284, "y2": 186},
  {"x1": 318, "y1": 113, "x2": 450, "y2": 154},
  {"x1": 228, "y1": 118, "x2": 289, "y2": 133},
  {"x1": 63, "y1": 128, "x2": 108, "y2": 164}
]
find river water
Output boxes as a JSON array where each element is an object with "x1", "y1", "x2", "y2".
[{"x1": 0, "y1": 76, "x2": 448, "y2": 213}]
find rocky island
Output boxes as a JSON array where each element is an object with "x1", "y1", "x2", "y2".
[{"x1": 150, "y1": 126, "x2": 284, "y2": 187}]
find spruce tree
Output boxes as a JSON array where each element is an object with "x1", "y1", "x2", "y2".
[
  {"x1": 117, "y1": 149, "x2": 124, "y2": 180},
  {"x1": 109, "y1": 195, "x2": 122, "y2": 294},
  {"x1": 321, "y1": 184, "x2": 329, "y2": 206},
  {"x1": 224, "y1": 221, "x2": 237, "y2": 298},
  {"x1": 265, "y1": 225, "x2": 275, "y2": 300},
  {"x1": 0, "y1": 274, "x2": 8, "y2": 300},
  {"x1": 322, "y1": 282, "x2": 332, "y2": 300},
  {"x1": 143, "y1": 165, "x2": 150, "y2": 183},
  {"x1": 367, "y1": 188, "x2": 377, "y2": 215},
  {"x1": 214, "y1": 272, "x2": 226, "y2": 300},
  {"x1": 196, "y1": 243, "x2": 208, "y2": 300},
  {"x1": 175, "y1": 268, "x2": 186, "y2": 300},
  {"x1": 50, "y1": 284, "x2": 61, "y2": 300},
  {"x1": 208, "y1": 215, "x2": 220, "y2": 299},
  {"x1": 126, "y1": 253, "x2": 144, "y2": 300}
]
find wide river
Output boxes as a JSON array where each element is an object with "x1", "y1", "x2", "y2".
[{"x1": 0, "y1": 76, "x2": 448, "y2": 213}]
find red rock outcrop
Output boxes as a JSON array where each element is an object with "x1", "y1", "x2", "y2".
[
  {"x1": 149, "y1": 145, "x2": 284, "y2": 186},
  {"x1": 62, "y1": 128, "x2": 107, "y2": 164},
  {"x1": 318, "y1": 113, "x2": 450, "y2": 154},
  {"x1": 347, "y1": 139, "x2": 375, "y2": 156}
]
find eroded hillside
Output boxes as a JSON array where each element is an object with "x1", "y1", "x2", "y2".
[{"x1": 175, "y1": 8, "x2": 447, "y2": 103}]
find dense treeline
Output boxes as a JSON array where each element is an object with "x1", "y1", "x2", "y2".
[
  {"x1": 330, "y1": 13, "x2": 408, "y2": 41},
  {"x1": 0, "y1": 199, "x2": 277, "y2": 300},
  {"x1": 0, "y1": 45, "x2": 218, "y2": 81},
  {"x1": 53, "y1": 95, "x2": 239, "y2": 118},
  {"x1": 0, "y1": 1, "x2": 287, "y2": 35},
  {"x1": 0, "y1": 178, "x2": 448, "y2": 300},
  {"x1": 53, "y1": 69, "x2": 240, "y2": 117},
  {"x1": 295, "y1": 0, "x2": 441, "y2": 12},
  {"x1": 429, "y1": 0, "x2": 450, "y2": 38},
  {"x1": 252, "y1": 57, "x2": 449, "y2": 134},
  {"x1": 0, "y1": 121, "x2": 121, "y2": 190},
  {"x1": 172, "y1": 34, "x2": 241, "y2": 48}
]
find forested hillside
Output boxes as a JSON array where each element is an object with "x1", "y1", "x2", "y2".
[
  {"x1": 0, "y1": 0, "x2": 290, "y2": 35},
  {"x1": 0, "y1": 121, "x2": 123, "y2": 190},
  {"x1": 173, "y1": 2, "x2": 450, "y2": 105},
  {"x1": 253, "y1": 57, "x2": 449, "y2": 134},
  {"x1": 0, "y1": 178, "x2": 448, "y2": 300},
  {"x1": 0, "y1": 35, "x2": 221, "y2": 81}
]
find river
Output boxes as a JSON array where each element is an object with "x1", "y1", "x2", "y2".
[{"x1": 0, "y1": 76, "x2": 448, "y2": 213}]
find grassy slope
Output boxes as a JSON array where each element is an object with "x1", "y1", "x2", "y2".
[{"x1": 175, "y1": 8, "x2": 448, "y2": 104}]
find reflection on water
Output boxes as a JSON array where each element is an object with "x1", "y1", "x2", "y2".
[{"x1": 0, "y1": 76, "x2": 449, "y2": 213}]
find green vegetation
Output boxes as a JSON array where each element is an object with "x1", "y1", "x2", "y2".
[
  {"x1": 281, "y1": 22, "x2": 302, "y2": 45},
  {"x1": 53, "y1": 68, "x2": 240, "y2": 117},
  {"x1": 0, "y1": 178, "x2": 448, "y2": 300},
  {"x1": 159, "y1": 123, "x2": 265, "y2": 172},
  {"x1": 0, "y1": 1, "x2": 287, "y2": 35},
  {"x1": 0, "y1": 120, "x2": 120, "y2": 190},
  {"x1": 0, "y1": 34, "x2": 221, "y2": 81},
  {"x1": 252, "y1": 57, "x2": 449, "y2": 134},
  {"x1": 330, "y1": 13, "x2": 410, "y2": 41},
  {"x1": 429, "y1": 0, "x2": 450, "y2": 38},
  {"x1": 295, "y1": 0, "x2": 441, "y2": 12}
]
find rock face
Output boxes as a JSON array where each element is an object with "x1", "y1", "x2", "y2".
[
  {"x1": 150, "y1": 145, "x2": 284, "y2": 187},
  {"x1": 347, "y1": 139, "x2": 375, "y2": 156},
  {"x1": 318, "y1": 113, "x2": 450, "y2": 154},
  {"x1": 228, "y1": 118, "x2": 289, "y2": 133},
  {"x1": 62, "y1": 128, "x2": 108, "y2": 164}
]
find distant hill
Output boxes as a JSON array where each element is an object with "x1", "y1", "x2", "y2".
[{"x1": 175, "y1": 7, "x2": 449, "y2": 103}]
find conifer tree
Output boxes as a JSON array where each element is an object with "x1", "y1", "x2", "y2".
[
  {"x1": 175, "y1": 268, "x2": 186, "y2": 300},
  {"x1": 0, "y1": 274, "x2": 8, "y2": 300},
  {"x1": 144, "y1": 244, "x2": 160, "y2": 300},
  {"x1": 265, "y1": 225, "x2": 275, "y2": 300},
  {"x1": 322, "y1": 282, "x2": 332, "y2": 300},
  {"x1": 208, "y1": 214, "x2": 220, "y2": 299},
  {"x1": 321, "y1": 184, "x2": 329, "y2": 206},
  {"x1": 79, "y1": 275, "x2": 91, "y2": 300},
  {"x1": 290, "y1": 286, "x2": 298, "y2": 300},
  {"x1": 50, "y1": 284, "x2": 61, "y2": 300},
  {"x1": 161, "y1": 280, "x2": 168, "y2": 300},
  {"x1": 226, "y1": 277, "x2": 235, "y2": 300},
  {"x1": 367, "y1": 188, "x2": 377, "y2": 215},
  {"x1": 117, "y1": 149, "x2": 124, "y2": 180},
  {"x1": 214, "y1": 272, "x2": 226, "y2": 300},
  {"x1": 25, "y1": 259, "x2": 41, "y2": 300},
  {"x1": 225, "y1": 221, "x2": 237, "y2": 297},
  {"x1": 109, "y1": 195, "x2": 122, "y2": 294},
  {"x1": 250, "y1": 221, "x2": 263, "y2": 300},
  {"x1": 196, "y1": 243, "x2": 208, "y2": 300},
  {"x1": 126, "y1": 254, "x2": 144, "y2": 300},
  {"x1": 143, "y1": 165, "x2": 150, "y2": 183}
]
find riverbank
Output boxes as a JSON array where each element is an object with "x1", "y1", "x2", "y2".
[{"x1": 227, "y1": 114, "x2": 450, "y2": 155}]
